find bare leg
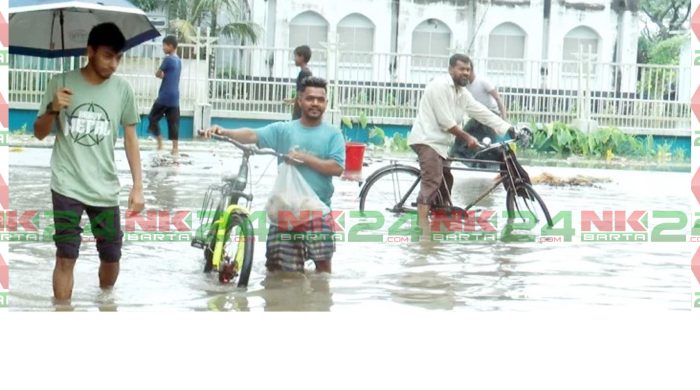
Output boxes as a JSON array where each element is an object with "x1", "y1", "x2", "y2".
[
  {"x1": 314, "y1": 260, "x2": 332, "y2": 273},
  {"x1": 98, "y1": 261, "x2": 120, "y2": 289},
  {"x1": 417, "y1": 204, "x2": 432, "y2": 239},
  {"x1": 171, "y1": 140, "x2": 179, "y2": 157},
  {"x1": 156, "y1": 135, "x2": 163, "y2": 151},
  {"x1": 53, "y1": 257, "x2": 77, "y2": 301}
]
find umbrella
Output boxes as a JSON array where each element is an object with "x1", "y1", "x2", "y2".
[{"x1": 8, "y1": 0, "x2": 160, "y2": 58}]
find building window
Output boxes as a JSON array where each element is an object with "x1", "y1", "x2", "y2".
[
  {"x1": 488, "y1": 22, "x2": 526, "y2": 72},
  {"x1": 562, "y1": 26, "x2": 599, "y2": 73},
  {"x1": 338, "y1": 13, "x2": 375, "y2": 64},
  {"x1": 412, "y1": 18, "x2": 451, "y2": 68},
  {"x1": 289, "y1": 11, "x2": 329, "y2": 61}
]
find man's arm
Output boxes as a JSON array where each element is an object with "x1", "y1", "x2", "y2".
[
  {"x1": 34, "y1": 86, "x2": 72, "y2": 140},
  {"x1": 464, "y1": 90, "x2": 511, "y2": 135},
  {"x1": 286, "y1": 151, "x2": 343, "y2": 177},
  {"x1": 424, "y1": 83, "x2": 479, "y2": 148},
  {"x1": 489, "y1": 89, "x2": 508, "y2": 120},
  {"x1": 34, "y1": 111, "x2": 57, "y2": 140},
  {"x1": 124, "y1": 125, "x2": 144, "y2": 213},
  {"x1": 203, "y1": 125, "x2": 258, "y2": 144},
  {"x1": 156, "y1": 57, "x2": 168, "y2": 79}
]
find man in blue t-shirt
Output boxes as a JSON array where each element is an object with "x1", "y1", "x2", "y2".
[
  {"x1": 147, "y1": 35, "x2": 181, "y2": 156},
  {"x1": 203, "y1": 77, "x2": 346, "y2": 273}
]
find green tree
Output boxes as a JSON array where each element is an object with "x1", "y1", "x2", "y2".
[
  {"x1": 131, "y1": 0, "x2": 258, "y2": 43},
  {"x1": 130, "y1": 0, "x2": 162, "y2": 12},
  {"x1": 640, "y1": 0, "x2": 690, "y2": 41},
  {"x1": 637, "y1": 0, "x2": 690, "y2": 65},
  {"x1": 170, "y1": 0, "x2": 259, "y2": 44}
]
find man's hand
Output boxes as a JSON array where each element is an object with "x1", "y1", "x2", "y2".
[
  {"x1": 201, "y1": 125, "x2": 224, "y2": 138},
  {"x1": 51, "y1": 88, "x2": 73, "y2": 112},
  {"x1": 285, "y1": 150, "x2": 306, "y2": 165},
  {"x1": 462, "y1": 133, "x2": 479, "y2": 149},
  {"x1": 128, "y1": 186, "x2": 145, "y2": 214}
]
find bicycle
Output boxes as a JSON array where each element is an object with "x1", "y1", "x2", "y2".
[
  {"x1": 191, "y1": 132, "x2": 292, "y2": 286},
  {"x1": 358, "y1": 127, "x2": 553, "y2": 229}
]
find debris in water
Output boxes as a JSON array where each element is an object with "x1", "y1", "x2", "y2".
[{"x1": 531, "y1": 172, "x2": 612, "y2": 187}]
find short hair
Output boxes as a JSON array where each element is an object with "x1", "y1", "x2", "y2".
[
  {"x1": 449, "y1": 53, "x2": 472, "y2": 68},
  {"x1": 299, "y1": 76, "x2": 327, "y2": 93},
  {"x1": 294, "y1": 45, "x2": 312, "y2": 63},
  {"x1": 163, "y1": 35, "x2": 178, "y2": 49},
  {"x1": 87, "y1": 22, "x2": 126, "y2": 53}
]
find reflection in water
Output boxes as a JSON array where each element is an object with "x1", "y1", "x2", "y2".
[
  {"x1": 206, "y1": 270, "x2": 333, "y2": 312},
  {"x1": 8, "y1": 148, "x2": 690, "y2": 311},
  {"x1": 144, "y1": 166, "x2": 179, "y2": 209}
]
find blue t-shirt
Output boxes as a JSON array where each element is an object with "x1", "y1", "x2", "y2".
[
  {"x1": 157, "y1": 55, "x2": 181, "y2": 107},
  {"x1": 255, "y1": 120, "x2": 346, "y2": 207}
]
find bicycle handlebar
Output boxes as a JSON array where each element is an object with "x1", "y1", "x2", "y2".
[
  {"x1": 472, "y1": 125, "x2": 532, "y2": 158},
  {"x1": 473, "y1": 138, "x2": 516, "y2": 157},
  {"x1": 199, "y1": 130, "x2": 302, "y2": 163}
]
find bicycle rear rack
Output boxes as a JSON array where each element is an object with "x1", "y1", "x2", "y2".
[{"x1": 191, "y1": 184, "x2": 223, "y2": 248}]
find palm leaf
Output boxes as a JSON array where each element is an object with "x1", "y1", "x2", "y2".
[{"x1": 220, "y1": 22, "x2": 260, "y2": 43}]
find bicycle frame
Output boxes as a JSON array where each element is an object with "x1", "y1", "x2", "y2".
[
  {"x1": 367, "y1": 141, "x2": 525, "y2": 214},
  {"x1": 193, "y1": 132, "x2": 288, "y2": 277},
  {"x1": 206, "y1": 149, "x2": 254, "y2": 271}
]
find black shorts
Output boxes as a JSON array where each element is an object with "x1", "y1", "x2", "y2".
[
  {"x1": 147, "y1": 102, "x2": 180, "y2": 140},
  {"x1": 51, "y1": 190, "x2": 123, "y2": 262}
]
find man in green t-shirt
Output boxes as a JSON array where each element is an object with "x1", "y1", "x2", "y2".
[{"x1": 33, "y1": 23, "x2": 145, "y2": 302}]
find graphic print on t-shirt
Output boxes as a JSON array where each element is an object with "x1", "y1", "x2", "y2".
[{"x1": 66, "y1": 102, "x2": 111, "y2": 146}]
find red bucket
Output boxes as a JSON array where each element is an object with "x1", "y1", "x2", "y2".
[{"x1": 343, "y1": 142, "x2": 366, "y2": 181}]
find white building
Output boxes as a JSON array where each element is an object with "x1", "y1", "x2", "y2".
[{"x1": 245, "y1": 0, "x2": 641, "y2": 91}]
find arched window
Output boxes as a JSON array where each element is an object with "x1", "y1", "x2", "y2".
[
  {"x1": 338, "y1": 13, "x2": 375, "y2": 63},
  {"x1": 488, "y1": 22, "x2": 526, "y2": 71},
  {"x1": 289, "y1": 11, "x2": 329, "y2": 61},
  {"x1": 562, "y1": 26, "x2": 600, "y2": 72},
  {"x1": 411, "y1": 18, "x2": 451, "y2": 67}
]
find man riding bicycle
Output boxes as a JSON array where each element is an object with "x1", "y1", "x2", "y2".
[{"x1": 407, "y1": 53, "x2": 514, "y2": 236}]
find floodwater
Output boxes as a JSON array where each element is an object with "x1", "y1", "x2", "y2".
[{"x1": 7, "y1": 143, "x2": 690, "y2": 311}]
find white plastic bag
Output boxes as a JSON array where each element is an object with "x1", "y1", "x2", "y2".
[{"x1": 265, "y1": 163, "x2": 330, "y2": 227}]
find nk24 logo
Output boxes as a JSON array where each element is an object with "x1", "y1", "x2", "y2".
[{"x1": 0, "y1": 208, "x2": 698, "y2": 243}]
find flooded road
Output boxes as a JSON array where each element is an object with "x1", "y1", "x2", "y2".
[{"x1": 7, "y1": 144, "x2": 690, "y2": 311}]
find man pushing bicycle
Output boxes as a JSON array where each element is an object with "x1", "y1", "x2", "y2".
[{"x1": 202, "y1": 77, "x2": 345, "y2": 273}]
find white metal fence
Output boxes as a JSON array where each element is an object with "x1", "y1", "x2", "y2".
[{"x1": 8, "y1": 40, "x2": 690, "y2": 135}]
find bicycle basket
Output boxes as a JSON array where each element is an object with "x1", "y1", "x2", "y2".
[{"x1": 192, "y1": 184, "x2": 224, "y2": 246}]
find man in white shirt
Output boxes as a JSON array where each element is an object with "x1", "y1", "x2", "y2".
[{"x1": 408, "y1": 54, "x2": 512, "y2": 236}]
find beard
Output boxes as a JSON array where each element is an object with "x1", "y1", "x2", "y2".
[
  {"x1": 304, "y1": 107, "x2": 323, "y2": 119},
  {"x1": 454, "y1": 77, "x2": 468, "y2": 87}
]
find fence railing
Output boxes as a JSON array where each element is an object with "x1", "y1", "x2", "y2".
[{"x1": 8, "y1": 40, "x2": 691, "y2": 135}]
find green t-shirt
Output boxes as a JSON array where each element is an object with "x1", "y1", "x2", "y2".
[{"x1": 39, "y1": 70, "x2": 140, "y2": 207}]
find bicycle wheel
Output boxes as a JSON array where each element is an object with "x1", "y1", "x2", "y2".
[
  {"x1": 218, "y1": 211, "x2": 255, "y2": 287},
  {"x1": 359, "y1": 165, "x2": 421, "y2": 216},
  {"x1": 505, "y1": 182, "x2": 553, "y2": 227}
]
